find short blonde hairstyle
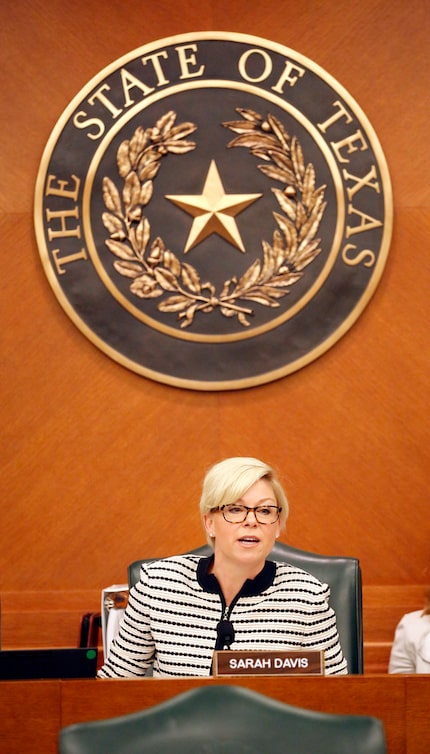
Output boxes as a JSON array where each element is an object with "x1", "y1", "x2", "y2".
[{"x1": 200, "y1": 457, "x2": 289, "y2": 546}]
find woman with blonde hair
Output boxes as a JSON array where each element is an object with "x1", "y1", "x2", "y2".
[{"x1": 99, "y1": 456, "x2": 347, "y2": 678}]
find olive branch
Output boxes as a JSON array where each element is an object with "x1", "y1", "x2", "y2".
[{"x1": 102, "y1": 108, "x2": 326, "y2": 328}]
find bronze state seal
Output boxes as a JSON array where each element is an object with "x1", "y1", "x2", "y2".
[{"x1": 34, "y1": 32, "x2": 392, "y2": 390}]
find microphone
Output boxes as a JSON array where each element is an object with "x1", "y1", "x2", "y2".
[{"x1": 216, "y1": 619, "x2": 235, "y2": 649}]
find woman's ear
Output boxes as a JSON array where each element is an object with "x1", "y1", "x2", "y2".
[{"x1": 203, "y1": 512, "x2": 215, "y2": 537}]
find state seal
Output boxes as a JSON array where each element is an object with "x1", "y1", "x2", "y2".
[{"x1": 34, "y1": 32, "x2": 392, "y2": 390}]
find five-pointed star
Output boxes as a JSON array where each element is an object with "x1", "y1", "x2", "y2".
[{"x1": 165, "y1": 160, "x2": 262, "y2": 253}]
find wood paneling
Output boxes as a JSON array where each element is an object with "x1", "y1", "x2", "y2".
[
  {"x1": 0, "y1": 590, "x2": 101, "y2": 649},
  {"x1": 406, "y1": 676, "x2": 430, "y2": 754},
  {"x1": 0, "y1": 0, "x2": 429, "y2": 678},
  {"x1": 0, "y1": 680, "x2": 61, "y2": 754},
  {"x1": 2, "y1": 675, "x2": 425, "y2": 754}
]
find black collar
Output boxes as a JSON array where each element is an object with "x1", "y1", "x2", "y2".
[{"x1": 196, "y1": 555, "x2": 276, "y2": 597}]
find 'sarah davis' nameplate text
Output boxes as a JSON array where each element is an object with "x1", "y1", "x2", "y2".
[{"x1": 213, "y1": 649, "x2": 324, "y2": 676}]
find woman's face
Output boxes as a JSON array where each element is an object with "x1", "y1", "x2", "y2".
[{"x1": 204, "y1": 478, "x2": 281, "y2": 570}]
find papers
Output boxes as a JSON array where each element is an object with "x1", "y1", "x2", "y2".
[{"x1": 101, "y1": 584, "x2": 129, "y2": 659}]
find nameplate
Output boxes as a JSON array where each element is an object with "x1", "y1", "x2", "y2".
[{"x1": 213, "y1": 650, "x2": 324, "y2": 676}]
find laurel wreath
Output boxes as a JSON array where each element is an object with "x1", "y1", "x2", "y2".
[{"x1": 102, "y1": 108, "x2": 326, "y2": 328}]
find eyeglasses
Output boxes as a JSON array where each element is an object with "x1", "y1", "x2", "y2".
[{"x1": 216, "y1": 504, "x2": 281, "y2": 524}]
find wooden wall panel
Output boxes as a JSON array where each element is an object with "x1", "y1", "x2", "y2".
[
  {"x1": 1, "y1": 0, "x2": 429, "y2": 665},
  {"x1": 1, "y1": 679, "x2": 61, "y2": 754}
]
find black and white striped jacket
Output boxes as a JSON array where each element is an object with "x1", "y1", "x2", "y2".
[{"x1": 98, "y1": 554, "x2": 348, "y2": 678}]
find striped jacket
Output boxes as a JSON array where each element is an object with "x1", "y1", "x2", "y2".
[{"x1": 98, "y1": 554, "x2": 348, "y2": 678}]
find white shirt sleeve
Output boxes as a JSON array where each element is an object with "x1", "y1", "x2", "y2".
[{"x1": 388, "y1": 614, "x2": 417, "y2": 673}]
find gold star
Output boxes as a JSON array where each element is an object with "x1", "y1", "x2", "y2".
[{"x1": 165, "y1": 160, "x2": 262, "y2": 253}]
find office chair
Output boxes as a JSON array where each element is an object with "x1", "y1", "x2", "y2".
[
  {"x1": 59, "y1": 684, "x2": 386, "y2": 754},
  {"x1": 128, "y1": 541, "x2": 363, "y2": 674}
]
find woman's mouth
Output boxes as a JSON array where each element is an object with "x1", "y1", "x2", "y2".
[{"x1": 238, "y1": 536, "x2": 260, "y2": 545}]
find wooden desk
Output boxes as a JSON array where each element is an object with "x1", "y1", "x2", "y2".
[{"x1": 1, "y1": 675, "x2": 429, "y2": 754}]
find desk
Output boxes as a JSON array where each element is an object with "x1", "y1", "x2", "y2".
[{"x1": 1, "y1": 675, "x2": 429, "y2": 754}]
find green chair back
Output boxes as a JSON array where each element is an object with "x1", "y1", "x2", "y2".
[{"x1": 59, "y1": 685, "x2": 386, "y2": 754}]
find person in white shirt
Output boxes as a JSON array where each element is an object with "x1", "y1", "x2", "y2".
[{"x1": 388, "y1": 587, "x2": 430, "y2": 673}]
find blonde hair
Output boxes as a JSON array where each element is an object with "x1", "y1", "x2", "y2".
[{"x1": 199, "y1": 457, "x2": 289, "y2": 546}]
